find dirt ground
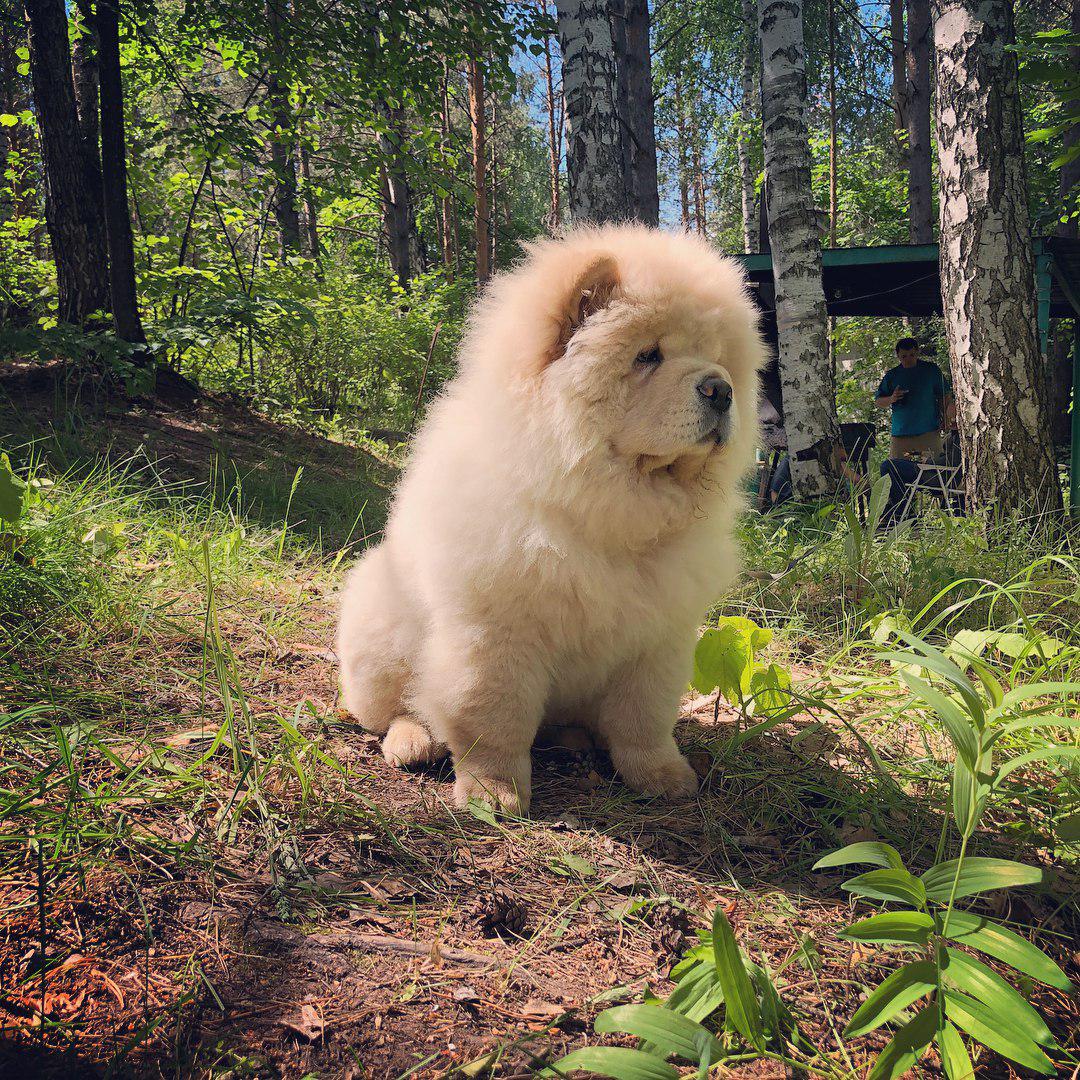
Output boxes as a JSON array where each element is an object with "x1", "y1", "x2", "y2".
[{"x1": 1, "y1": 364, "x2": 1077, "y2": 1079}]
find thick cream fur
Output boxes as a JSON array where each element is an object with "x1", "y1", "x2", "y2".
[{"x1": 337, "y1": 225, "x2": 767, "y2": 814}]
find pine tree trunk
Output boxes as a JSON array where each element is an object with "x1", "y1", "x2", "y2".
[
  {"x1": 266, "y1": 0, "x2": 300, "y2": 257},
  {"x1": 890, "y1": 0, "x2": 907, "y2": 132},
  {"x1": 827, "y1": 0, "x2": 838, "y2": 246},
  {"x1": 556, "y1": 0, "x2": 627, "y2": 223},
  {"x1": 906, "y1": 0, "x2": 933, "y2": 242},
  {"x1": 541, "y1": 17, "x2": 562, "y2": 230},
  {"x1": 674, "y1": 76, "x2": 690, "y2": 230},
  {"x1": 97, "y1": 0, "x2": 145, "y2": 349},
  {"x1": 298, "y1": 137, "x2": 321, "y2": 264},
  {"x1": 737, "y1": 0, "x2": 758, "y2": 253},
  {"x1": 489, "y1": 92, "x2": 498, "y2": 272},
  {"x1": 378, "y1": 103, "x2": 413, "y2": 289},
  {"x1": 759, "y1": 0, "x2": 838, "y2": 499},
  {"x1": 24, "y1": 0, "x2": 110, "y2": 325},
  {"x1": 440, "y1": 66, "x2": 456, "y2": 275},
  {"x1": 933, "y1": 0, "x2": 1060, "y2": 511},
  {"x1": 467, "y1": 53, "x2": 490, "y2": 284},
  {"x1": 623, "y1": 0, "x2": 659, "y2": 225}
]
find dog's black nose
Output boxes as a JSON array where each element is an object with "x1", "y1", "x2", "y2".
[{"x1": 697, "y1": 376, "x2": 733, "y2": 412}]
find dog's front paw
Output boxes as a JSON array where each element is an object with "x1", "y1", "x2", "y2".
[
  {"x1": 381, "y1": 719, "x2": 445, "y2": 768},
  {"x1": 613, "y1": 746, "x2": 699, "y2": 800},
  {"x1": 453, "y1": 769, "x2": 531, "y2": 816}
]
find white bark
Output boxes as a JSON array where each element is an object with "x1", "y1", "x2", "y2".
[
  {"x1": 556, "y1": 0, "x2": 629, "y2": 223},
  {"x1": 759, "y1": 0, "x2": 839, "y2": 498},
  {"x1": 933, "y1": 0, "x2": 1060, "y2": 511}
]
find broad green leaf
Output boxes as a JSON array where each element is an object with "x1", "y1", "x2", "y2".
[
  {"x1": 541, "y1": 1046, "x2": 679, "y2": 1079},
  {"x1": 942, "y1": 911, "x2": 1073, "y2": 990},
  {"x1": 866, "y1": 1004, "x2": 937, "y2": 1080},
  {"x1": 0, "y1": 453, "x2": 26, "y2": 524},
  {"x1": 899, "y1": 671, "x2": 980, "y2": 767},
  {"x1": 938, "y1": 1021, "x2": 974, "y2": 1080},
  {"x1": 943, "y1": 990, "x2": 1055, "y2": 1074},
  {"x1": 842, "y1": 868, "x2": 927, "y2": 907},
  {"x1": 717, "y1": 615, "x2": 772, "y2": 653},
  {"x1": 840, "y1": 911, "x2": 933, "y2": 945},
  {"x1": 922, "y1": 857, "x2": 1045, "y2": 902},
  {"x1": 951, "y1": 752, "x2": 991, "y2": 838},
  {"x1": 664, "y1": 959, "x2": 725, "y2": 1023},
  {"x1": 693, "y1": 624, "x2": 751, "y2": 700},
  {"x1": 1001, "y1": 681, "x2": 1080, "y2": 708},
  {"x1": 748, "y1": 662, "x2": 792, "y2": 716},
  {"x1": 594, "y1": 1005, "x2": 723, "y2": 1065},
  {"x1": 942, "y1": 949, "x2": 1054, "y2": 1047},
  {"x1": 813, "y1": 842, "x2": 905, "y2": 871},
  {"x1": 711, "y1": 907, "x2": 763, "y2": 1047},
  {"x1": 844, "y1": 960, "x2": 937, "y2": 1038},
  {"x1": 993, "y1": 745, "x2": 1080, "y2": 786}
]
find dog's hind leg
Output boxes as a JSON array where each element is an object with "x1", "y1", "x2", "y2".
[{"x1": 337, "y1": 547, "x2": 411, "y2": 735}]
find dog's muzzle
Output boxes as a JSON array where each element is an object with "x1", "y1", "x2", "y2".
[{"x1": 696, "y1": 376, "x2": 734, "y2": 445}]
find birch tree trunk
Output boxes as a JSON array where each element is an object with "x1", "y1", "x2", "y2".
[
  {"x1": 440, "y1": 66, "x2": 457, "y2": 274},
  {"x1": 556, "y1": 0, "x2": 628, "y2": 223},
  {"x1": 933, "y1": 0, "x2": 1060, "y2": 511},
  {"x1": 906, "y1": 0, "x2": 933, "y2": 242},
  {"x1": 759, "y1": 0, "x2": 839, "y2": 499},
  {"x1": 737, "y1": 0, "x2": 758, "y2": 252}
]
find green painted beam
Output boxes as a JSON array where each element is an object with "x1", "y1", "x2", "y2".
[
  {"x1": 1036, "y1": 254, "x2": 1053, "y2": 357},
  {"x1": 734, "y1": 244, "x2": 940, "y2": 272}
]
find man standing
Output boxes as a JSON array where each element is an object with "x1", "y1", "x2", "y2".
[{"x1": 874, "y1": 338, "x2": 954, "y2": 458}]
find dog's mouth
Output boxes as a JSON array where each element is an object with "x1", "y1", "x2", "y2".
[{"x1": 699, "y1": 413, "x2": 732, "y2": 448}]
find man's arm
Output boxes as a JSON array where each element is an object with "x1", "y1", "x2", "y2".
[{"x1": 875, "y1": 388, "x2": 902, "y2": 409}]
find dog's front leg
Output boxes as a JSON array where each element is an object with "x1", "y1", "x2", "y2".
[
  {"x1": 595, "y1": 643, "x2": 699, "y2": 800},
  {"x1": 412, "y1": 625, "x2": 547, "y2": 816}
]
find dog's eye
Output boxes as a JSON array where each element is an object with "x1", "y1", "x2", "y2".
[{"x1": 634, "y1": 347, "x2": 663, "y2": 368}]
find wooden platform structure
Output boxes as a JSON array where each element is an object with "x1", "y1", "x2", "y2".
[{"x1": 733, "y1": 238, "x2": 1080, "y2": 514}]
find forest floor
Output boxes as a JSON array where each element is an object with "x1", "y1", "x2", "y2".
[{"x1": 1, "y1": 363, "x2": 1077, "y2": 1079}]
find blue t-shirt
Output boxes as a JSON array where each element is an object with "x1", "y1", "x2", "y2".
[{"x1": 876, "y1": 360, "x2": 950, "y2": 437}]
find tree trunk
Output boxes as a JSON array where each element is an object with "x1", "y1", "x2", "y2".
[
  {"x1": 674, "y1": 75, "x2": 690, "y2": 230},
  {"x1": 71, "y1": 7, "x2": 99, "y2": 176},
  {"x1": 266, "y1": 0, "x2": 300, "y2": 257},
  {"x1": 298, "y1": 136, "x2": 321, "y2": 264},
  {"x1": 622, "y1": 0, "x2": 659, "y2": 225},
  {"x1": 827, "y1": 0, "x2": 838, "y2": 246},
  {"x1": 759, "y1": 0, "x2": 838, "y2": 499},
  {"x1": 97, "y1": 0, "x2": 145, "y2": 348},
  {"x1": 691, "y1": 107, "x2": 706, "y2": 236},
  {"x1": 440, "y1": 66, "x2": 456, "y2": 274},
  {"x1": 24, "y1": 0, "x2": 110, "y2": 324},
  {"x1": 489, "y1": 90, "x2": 498, "y2": 272},
  {"x1": 890, "y1": 0, "x2": 907, "y2": 132},
  {"x1": 738, "y1": 0, "x2": 758, "y2": 253},
  {"x1": 467, "y1": 53, "x2": 490, "y2": 284},
  {"x1": 540, "y1": 15, "x2": 562, "y2": 230},
  {"x1": 906, "y1": 0, "x2": 933, "y2": 242},
  {"x1": 933, "y1": 0, "x2": 1060, "y2": 511},
  {"x1": 556, "y1": 0, "x2": 627, "y2": 223},
  {"x1": 378, "y1": 103, "x2": 413, "y2": 289}
]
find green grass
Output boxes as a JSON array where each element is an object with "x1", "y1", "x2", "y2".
[{"x1": 1, "y1": 444, "x2": 1078, "y2": 1076}]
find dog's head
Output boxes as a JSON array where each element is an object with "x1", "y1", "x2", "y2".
[{"x1": 463, "y1": 225, "x2": 767, "y2": 489}]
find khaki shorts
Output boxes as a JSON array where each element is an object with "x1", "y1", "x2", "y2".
[{"x1": 891, "y1": 431, "x2": 942, "y2": 458}]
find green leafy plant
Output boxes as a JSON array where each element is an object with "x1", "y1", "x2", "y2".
[
  {"x1": 814, "y1": 632, "x2": 1077, "y2": 1078},
  {"x1": 693, "y1": 615, "x2": 793, "y2": 721},
  {"x1": 541, "y1": 908, "x2": 802, "y2": 1078}
]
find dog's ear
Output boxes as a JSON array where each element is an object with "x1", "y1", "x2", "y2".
[{"x1": 548, "y1": 256, "x2": 621, "y2": 363}]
